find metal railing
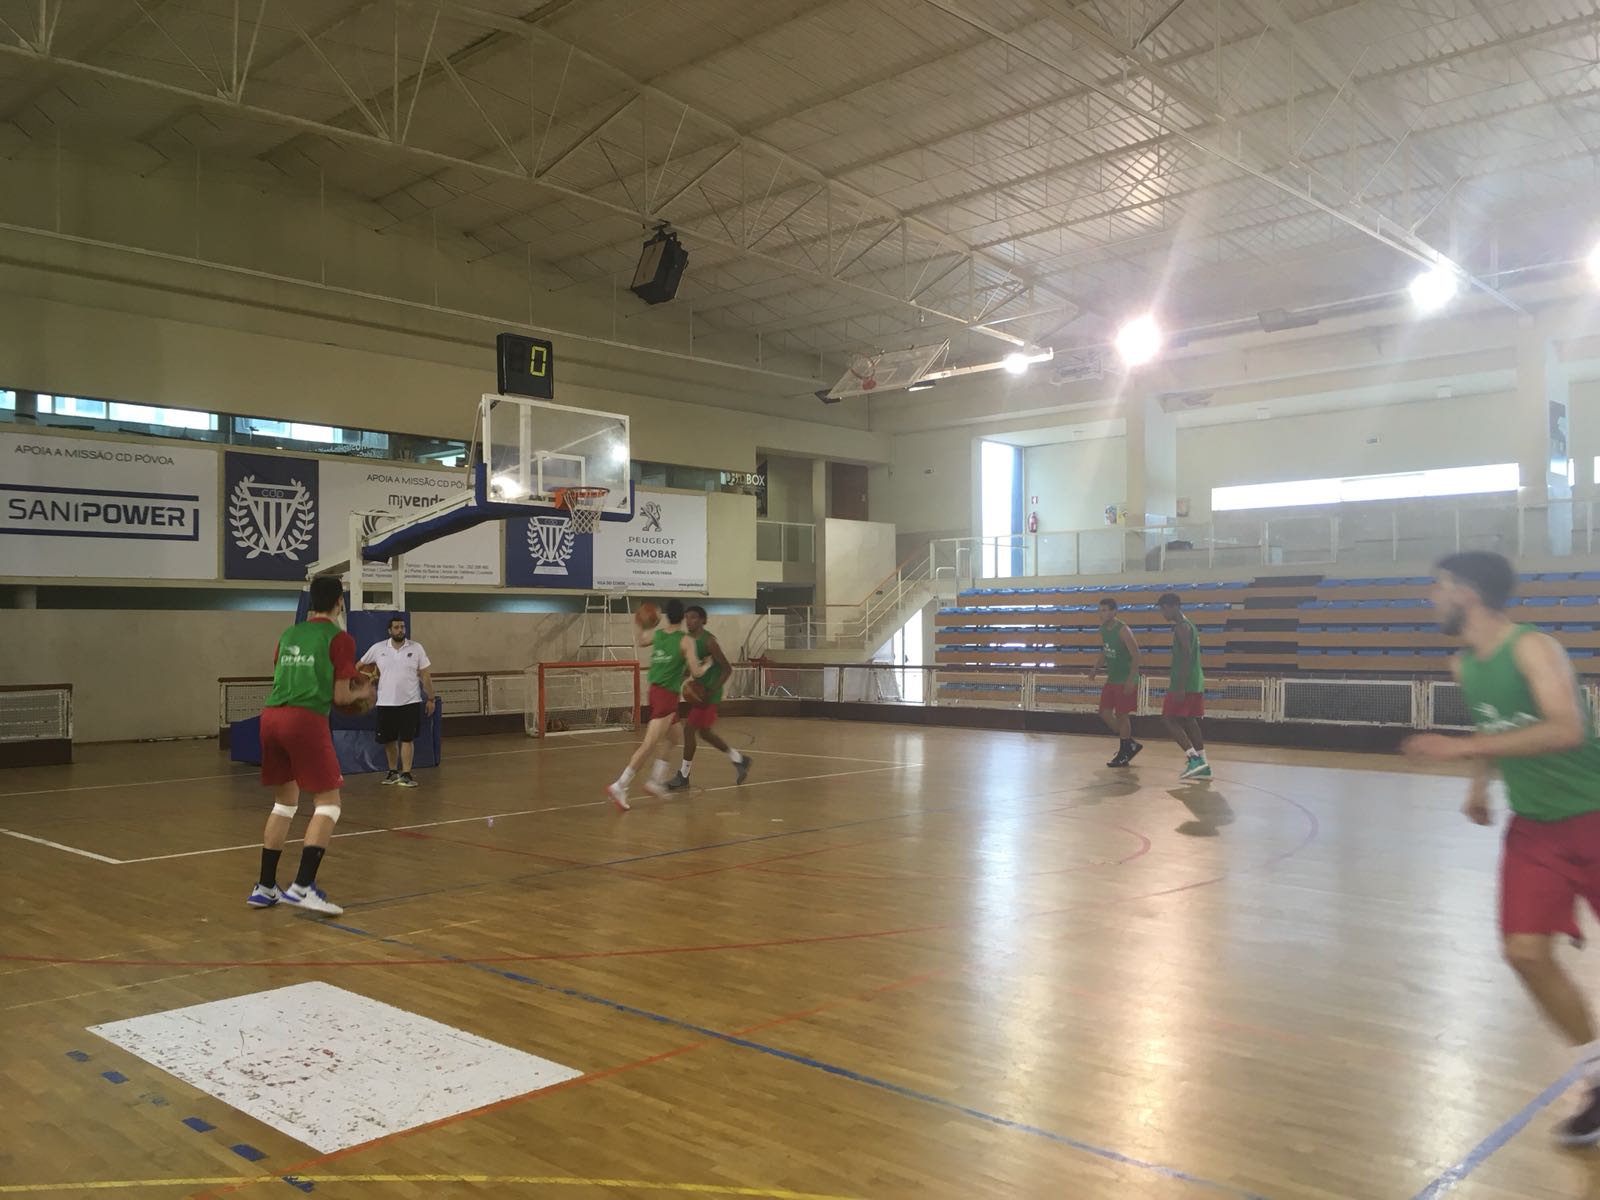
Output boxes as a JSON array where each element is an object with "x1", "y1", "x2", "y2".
[
  {"x1": 0, "y1": 684, "x2": 73, "y2": 742},
  {"x1": 756, "y1": 520, "x2": 816, "y2": 564},
  {"x1": 726, "y1": 663, "x2": 1600, "y2": 732},
  {"x1": 760, "y1": 551, "x2": 936, "y2": 651},
  {"x1": 219, "y1": 671, "x2": 519, "y2": 726},
  {"x1": 932, "y1": 498, "x2": 1600, "y2": 585}
]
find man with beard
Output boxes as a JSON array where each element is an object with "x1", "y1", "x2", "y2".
[{"x1": 1405, "y1": 551, "x2": 1600, "y2": 1144}]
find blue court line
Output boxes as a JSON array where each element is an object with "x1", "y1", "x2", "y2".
[
  {"x1": 322, "y1": 920, "x2": 1269, "y2": 1199},
  {"x1": 1410, "y1": 1066, "x2": 1584, "y2": 1199}
]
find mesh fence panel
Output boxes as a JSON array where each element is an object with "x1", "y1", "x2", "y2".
[
  {"x1": 1427, "y1": 681, "x2": 1473, "y2": 730},
  {"x1": 1147, "y1": 678, "x2": 1271, "y2": 720},
  {"x1": 935, "y1": 670, "x2": 1027, "y2": 709},
  {"x1": 221, "y1": 681, "x2": 275, "y2": 725},
  {"x1": 0, "y1": 688, "x2": 71, "y2": 741},
  {"x1": 432, "y1": 676, "x2": 484, "y2": 718},
  {"x1": 1281, "y1": 678, "x2": 1417, "y2": 725},
  {"x1": 536, "y1": 664, "x2": 638, "y2": 736},
  {"x1": 1031, "y1": 674, "x2": 1102, "y2": 713}
]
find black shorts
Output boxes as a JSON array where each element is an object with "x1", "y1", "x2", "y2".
[{"x1": 375, "y1": 702, "x2": 423, "y2": 744}]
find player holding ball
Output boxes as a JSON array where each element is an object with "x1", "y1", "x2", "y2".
[{"x1": 606, "y1": 599, "x2": 710, "y2": 811}]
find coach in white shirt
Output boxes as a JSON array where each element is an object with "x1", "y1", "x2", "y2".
[{"x1": 359, "y1": 616, "x2": 436, "y2": 788}]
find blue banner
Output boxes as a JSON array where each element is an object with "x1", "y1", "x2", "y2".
[
  {"x1": 504, "y1": 513, "x2": 593, "y2": 589},
  {"x1": 224, "y1": 451, "x2": 319, "y2": 580}
]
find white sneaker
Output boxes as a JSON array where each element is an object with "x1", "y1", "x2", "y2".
[
  {"x1": 644, "y1": 780, "x2": 669, "y2": 799},
  {"x1": 281, "y1": 883, "x2": 343, "y2": 916},
  {"x1": 607, "y1": 782, "x2": 631, "y2": 812},
  {"x1": 246, "y1": 884, "x2": 280, "y2": 908}
]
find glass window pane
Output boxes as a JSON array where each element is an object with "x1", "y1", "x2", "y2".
[{"x1": 108, "y1": 402, "x2": 215, "y2": 430}]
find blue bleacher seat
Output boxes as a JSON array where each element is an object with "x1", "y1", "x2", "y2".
[
  {"x1": 1392, "y1": 598, "x2": 1427, "y2": 608},
  {"x1": 1523, "y1": 596, "x2": 1561, "y2": 607},
  {"x1": 1541, "y1": 573, "x2": 1578, "y2": 582},
  {"x1": 1562, "y1": 596, "x2": 1598, "y2": 607}
]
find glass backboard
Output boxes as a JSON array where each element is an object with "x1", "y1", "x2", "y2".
[{"x1": 480, "y1": 394, "x2": 631, "y2": 516}]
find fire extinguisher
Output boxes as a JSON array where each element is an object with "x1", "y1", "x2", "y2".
[{"x1": 1027, "y1": 510, "x2": 1039, "y2": 533}]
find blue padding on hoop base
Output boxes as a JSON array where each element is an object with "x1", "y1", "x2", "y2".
[{"x1": 229, "y1": 702, "x2": 443, "y2": 776}]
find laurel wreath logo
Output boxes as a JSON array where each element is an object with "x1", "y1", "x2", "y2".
[
  {"x1": 228, "y1": 474, "x2": 315, "y2": 561},
  {"x1": 526, "y1": 517, "x2": 576, "y2": 568}
]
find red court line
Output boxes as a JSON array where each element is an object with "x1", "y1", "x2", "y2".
[
  {"x1": 750, "y1": 822, "x2": 1153, "y2": 882},
  {"x1": 652, "y1": 832, "x2": 909, "y2": 881}
]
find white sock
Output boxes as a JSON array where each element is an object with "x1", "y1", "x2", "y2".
[
  {"x1": 1187, "y1": 749, "x2": 1203, "y2": 759},
  {"x1": 617, "y1": 766, "x2": 635, "y2": 787},
  {"x1": 728, "y1": 749, "x2": 744, "y2": 763},
  {"x1": 650, "y1": 759, "x2": 671, "y2": 783},
  {"x1": 680, "y1": 760, "x2": 693, "y2": 778}
]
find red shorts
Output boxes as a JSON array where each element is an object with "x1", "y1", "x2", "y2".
[
  {"x1": 260, "y1": 705, "x2": 343, "y2": 794},
  {"x1": 684, "y1": 703, "x2": 718, "y2": 730},
  {"x1": 1098, "y1": 683, "x2": 1137, "y2": 714},
  {"x1": 647, "y1": 685, "x2": 681, "y2": 721},
  {"x1": 1162, "y1": 691, "x2": 1205, "y2": 718},
  {"x1": 1501, "y1": 811, "x2": 1600, "y2": 942}
]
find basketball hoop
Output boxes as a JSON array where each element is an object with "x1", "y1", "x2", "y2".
[
  {"x1": 848, "y1": 351, "x2": 882, "y2": 392},
  {"x1": 553, "y1": 486, "x2": 610, "y2": 534}
]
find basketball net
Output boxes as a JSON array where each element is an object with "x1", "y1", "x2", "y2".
[
  {"x1": 848, "y1": 352, "x2": 882, "y2": 392},
  {"x1": 554, "y1": 486, "x2": 609, "y2": 534}
]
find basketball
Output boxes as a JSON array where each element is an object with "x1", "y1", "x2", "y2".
[
  {"x1": 334, "y1": 694, "x2": 374, "y2": 718},
  {"x1": 682, "y1": 678, "x2": 707, "y2": 705},
  {"x1": 635, "y1": 601, "x2": 659, "y2": 627}
]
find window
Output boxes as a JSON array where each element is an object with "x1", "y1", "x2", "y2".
[
  {"x1": 1213, "y1": 463, "x2": 1520, "y2": 512},
  {"x1": 41, "y1": 395, "x2": 108, "y2": 419},
  {"x1": 980, "y1": 440, "x2": 1022, "y2": 577},
  {"x1": 108, "y1": 402, "x2": 217, "y2": 431},
  {"x1": 237, "y1": 417, "x2": 338, "y2": 443},
  {"x1": 0, "y1": 390, "x2": 12, "y2": 410}
]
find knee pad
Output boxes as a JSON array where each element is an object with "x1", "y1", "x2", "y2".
[
  {"x1": 271, "y1": 802, "x2": 297, "y2": 818},
  {"x1": 313, "y1": 803, "x2": 341, "y2": 825}
]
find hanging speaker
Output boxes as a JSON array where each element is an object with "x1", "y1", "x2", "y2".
[{"x1": 630, "y1": 229, "x2": 688, "y2": 305}]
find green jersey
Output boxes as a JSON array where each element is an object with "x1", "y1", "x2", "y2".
[
  {"x1": 693, "y1": 631, "x2": 723, "y2": 703},
  {"x1": 649, "y1": 629, "x2": 688, "y2": 692},
  {"x1": 1169, "y1": 616, "x2": 1204, "y2": 693},
  {"x1": 1460, "y1": 624, "x2": 1600, "y2": 822},
  {"x1": 1100, "y1": 619, "x2": 1135, "y2": 684},
  {"x1": 265, "y1": 619, "x2": 348, "y2": 715}
]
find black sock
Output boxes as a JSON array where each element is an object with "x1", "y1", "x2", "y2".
[
  {"x1": 293, "y1": 845, "x2": 326, "y2": 888},
  {"x1": 1120, "y1": 737, "x2": 1133, "y2": 752},
  {"x1": 259, "y1": 848, "x2": 282, "y2": 889}
]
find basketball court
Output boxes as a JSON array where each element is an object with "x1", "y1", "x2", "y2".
[
  {"x1": 7, "y1": 1, "x2": 1600, "y2": 1197},
  {"x1": 0, "y1": 721, "x2": 1594, "y2": 1200}
]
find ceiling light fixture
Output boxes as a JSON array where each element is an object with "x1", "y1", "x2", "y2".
[
  {"x1": 1408, "y1": 263, "x2": 1459, "y2": 312},
  {"x1": 1002, "y1": 352, "x2": 1031, "y2": 375},
  {"x1": 1114, "y1": 314, "x2": 1163, "y2": 367}
]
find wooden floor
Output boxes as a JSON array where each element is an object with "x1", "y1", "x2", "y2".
[{"x1": 5, "y1": 718, "x2": 1600, "y2": 1200}]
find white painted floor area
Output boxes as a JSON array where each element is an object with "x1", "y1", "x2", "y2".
[{"x1": 89, "y1": 980, "x2": 582, "y2": 1152}]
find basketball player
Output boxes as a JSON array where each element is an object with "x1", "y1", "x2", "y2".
[
  {"x1": 1404, "y1": 551, "x2": 1600, "y2": 1144},
  {"x1": 1096, "y1": 597, "x2": 1142, "y2": 766},
  {"x1": 666, "y1": 606, "x2": 751, "y2": 789},
  {"x1": 1159, "y1": 592, "x2": 1210, "y2": 780},
  {"x1": 606, "y1": 599, "x2": 707, "y2": 811},
  {"x1": 248, "y1": 574, "x2": 372, "y2": 916}
]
